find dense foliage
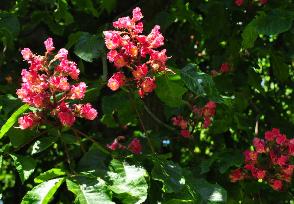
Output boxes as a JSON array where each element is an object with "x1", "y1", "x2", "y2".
[{"x1": 0, "y1": 0, "x2": 294, "y2": 203}]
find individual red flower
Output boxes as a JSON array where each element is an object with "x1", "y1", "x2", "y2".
[
  {"x1": 140, "y1": 77, "x2": 156, "y2": 94},
  {"x1": 276, "y1": 134, "x2": 287, "y2": 145},
  {"x1": 128, "y1": 138, "x2": 142, "y2": 154},
  {"x1": 180, "y1": 129, "x2": 190, "y2": 138},
  {"x1": 270, "y1": 179, "x2": 282, "y2": 191},
  {"x1": 44, "y1": 37, "x2": 55, "y2": 52},
  {"x1": 68, "y1": 82, "x2": 87, "y2": 100},
  {"x1": 244, "y1": 150, "x2": 258, "y2": 163},
  {"x1": 234, "y1": 0, "x2": 244, "y2": 6},
  {"x1": 220, "y1": 63, "x2": 230, "y2": 73},
  {"x1": 80, "y1": 103, "x2": 98, "y2": 120},
  {"x1": 18, "y1": 112, "x2": 40, "y2": 129},
  {"x1": 253, "y1": 137, "x2": 266, "y2": 153},
  {"x1": 229, "y1": 168, "x2": 245, "y2": 182},
  {"x1": 107, "y1": 72, "x2": 126, "y2": 91}
]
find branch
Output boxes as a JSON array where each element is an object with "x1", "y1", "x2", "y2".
[{"x1": 143, "y1": 103, "x2": 175, "y2": 132}]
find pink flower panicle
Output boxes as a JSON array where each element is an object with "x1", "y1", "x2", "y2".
[
  {"x1": 107, "y1": 136, "x2": 142, "y2": 154},
  {"x1": 171, "y1": 101, "x2": 217, "y2": 138},
  {"x1": 230, "y1": 128, "x2": 294, "y2": 191},
  {"x1": 17, "y1": 38, "x2": 98, "y2": 128},
  {"x1": 104, "y1": 7, "x2": 170, "y2": 97}
]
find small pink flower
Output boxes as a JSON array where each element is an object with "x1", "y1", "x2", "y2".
[
  {"x1": 235, "y1": 0, "x2": 244, "y2": 6},
  {"x1": 180, "y1": 129, "x2": 190, "y2": 138},
  {"x1": 141, "y1": 77, "x2": 156, "y2": 93},
  {"x1": 103, "y1": 31, "x2": 122, "y2": 50},
  {"x1": 253, "y1": 137, "x2": 266, "y2": 153},
  {"x1": 56, "y1": 48, "x2": 68, "y2": 59},
  {"x1": 113, "y1": 16, "x2": 133, "y2": 30},
  {"x1": 44, "y1": 38, "x2": 55, "y2": 52},
  {"x1": 58, "y1": 111, "x2": 76, "y2": 127},
  {"x1": 265, "y1": 131, "x2": 275, "y2": 141},
  {"x1": 132, "y1": 7, "x2": 143, "y2": 22},
  {"x1": 21, "y1": 48, "x2": 32, "y2": 61},
  {"x1": 128, "y1": 138, "x2": 142, "y2": 154},
  {"x1": 276, "y1": 155, "x2": 288, "y2": 166},
  {"x1": 49, "y1": 76, "x2": 70, "y2": 91},
  {"x1": 255, "y1": 169, "x2": 266, "y2": 180},
  {"x1": 113, "y1": 54, "x2": 127, "y2": 68},
  {"x1": 132, "y1": 64, "x2": 148, "y2": 80},
  {"x1": 229, "y1": 168, "x2": 245, "y2": 182},
  {"x1": 18, "y1": 112, "x2": 39, "y2": 129},
  {"x1": 107, "y1": 50, "x2": 118, "y2": 62},
  {"x1": 276, "y1": 134, "x2": 287, "y2": 145},
  {"x1": 69, "y1": 82, "x2": 87, "y2": 99},
  {"x1": 220, "y1": 63, "x2": 230, "y2": 73},
  {"x1": 107, "y1": 72, "x2": 126, "y2": 91},
  {"x1": 80, "y1": 103, "x2": 98, "y2": 120},
  {"x1": 270, "y1": 179, "x2": 282, "y2": 191},
  {"x1": 244, "y1": 150, "x2": 258, "y2": 163},
  {"x1": 147, "y1": 25, "x2": 164, "y2": 49}
]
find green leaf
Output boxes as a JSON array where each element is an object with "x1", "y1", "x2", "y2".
[
  {"x1": 181, "y1": 64, "x2": 221, "y2": 102},
  {"x1": 54, "y1": 0, "x2": 74, "y2": 25},
  {"x1": 108, "y1": 159, "x2": 148, "y2": 204},
  {"x1": 66, "y1": 176, "x2": 114, "y2": 204},
  {"x1": 101, "y1": 0, "x2": 117, "y2": 13},
  {"x1": 155, "y1": 75, "x2": 187, "y2": 107},
  {"x1": 34, "y1": 168, "x2": 66, "y2": 184},
  {"x1": 0, "y1": 155, "x2": 2, "y2": 170},
  {"x1": 192, "y1": 179, "x2": 227, "y2": 203},
  {"x1": 74, "y1": 32, "x2": 104, "y2": 62},
  {"x1": 255, "y1": 9, "x2": 294, "y2": 36},
  {"x1": 31, "y1": 136, "x2": 57, "y2": 155},
  {"x1": 101, "y1": 91, "x2": 140, "y2": 127},
  {"x1": 10, "y1": 154, "x2": 37, "y2": 183},
  {"x1": 21, "y1": 178, "x2": 64, "y2": 204},
  {"x1": 271, "y1": 54, "x2": 289, "y2": 82},
  {"x1": 181, "y1": 171, "x2": 227, "y2": 203},
  {"x1": 0, "y1": 12, "x2": 20, "y2": 36},
  {"x1": 151, "y1": 159, "x2": 185, "y2": 193},
  {"x1": 242, "y1": 19, "x2": 258, "y2": 49},
  {"x1": 163, "y1": 199, "x2": 193, "y2": 204},
  {"x1": 0, "y1": 104, "x2": 30, "y2": 139}
]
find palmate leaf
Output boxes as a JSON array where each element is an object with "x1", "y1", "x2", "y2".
[
  {"x1": 74, "y1": 32, "x2": 104, "y2": 62},
  {"x1": 181, "y1": 64, "x2": 222, "y2": 102},
  {"x1": 66, "y1": 176, "x2": 114, "y2": 204},
  {"x1": 21, "y1": 178, "x2": 65, "y2": 204},
  {"x1": 108, "y1": 159, "x2": 148, "y2": 204},
  {"x1": 151, "y1": 159, "x2": 185, "y2": 193},
  {"x1": 0, "y1": 104, "x2": 30, "y2": 139},
  {"x1": 155, "y1": 75, "x2": 187, "y2": 107},
  {"x1": 10, "y1": 154, "x2": 36, "y2": 183},
  {"x1": 31, "y1": 136, "x2": 58, "y2": 155}
]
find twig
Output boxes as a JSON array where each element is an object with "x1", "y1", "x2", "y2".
[
  {"x1": 101, "y1": 52, "x2": 108, "y2": 82},
  {"x1": 71, "y1": 127, "x2": 110, "y2": 155},
  {"x1": 143, "y1": 103, "x2": 175, "y2": 131}
]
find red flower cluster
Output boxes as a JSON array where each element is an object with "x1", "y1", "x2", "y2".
[
  {"x1": 200, "y1": 101, "x2": 217, "y2": 128},
  {"x1": 171, "y1": 115, "x2": 190, "y2": 138},
  {"x1": 229, "y1": 128, "x2": 294, "y2": 191},
  {"x1": 107, "y1": 136, "x2": 142, "y2": 154},
  {"x1": 103, "y1": 7, "x2": 170, "y2": 97},
  {"x1": 171, "y1": 101, "x2": 217, "y2": 138},
  {"x1": 17, "y1": 38, "x2": 98, "y2": 129}
]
